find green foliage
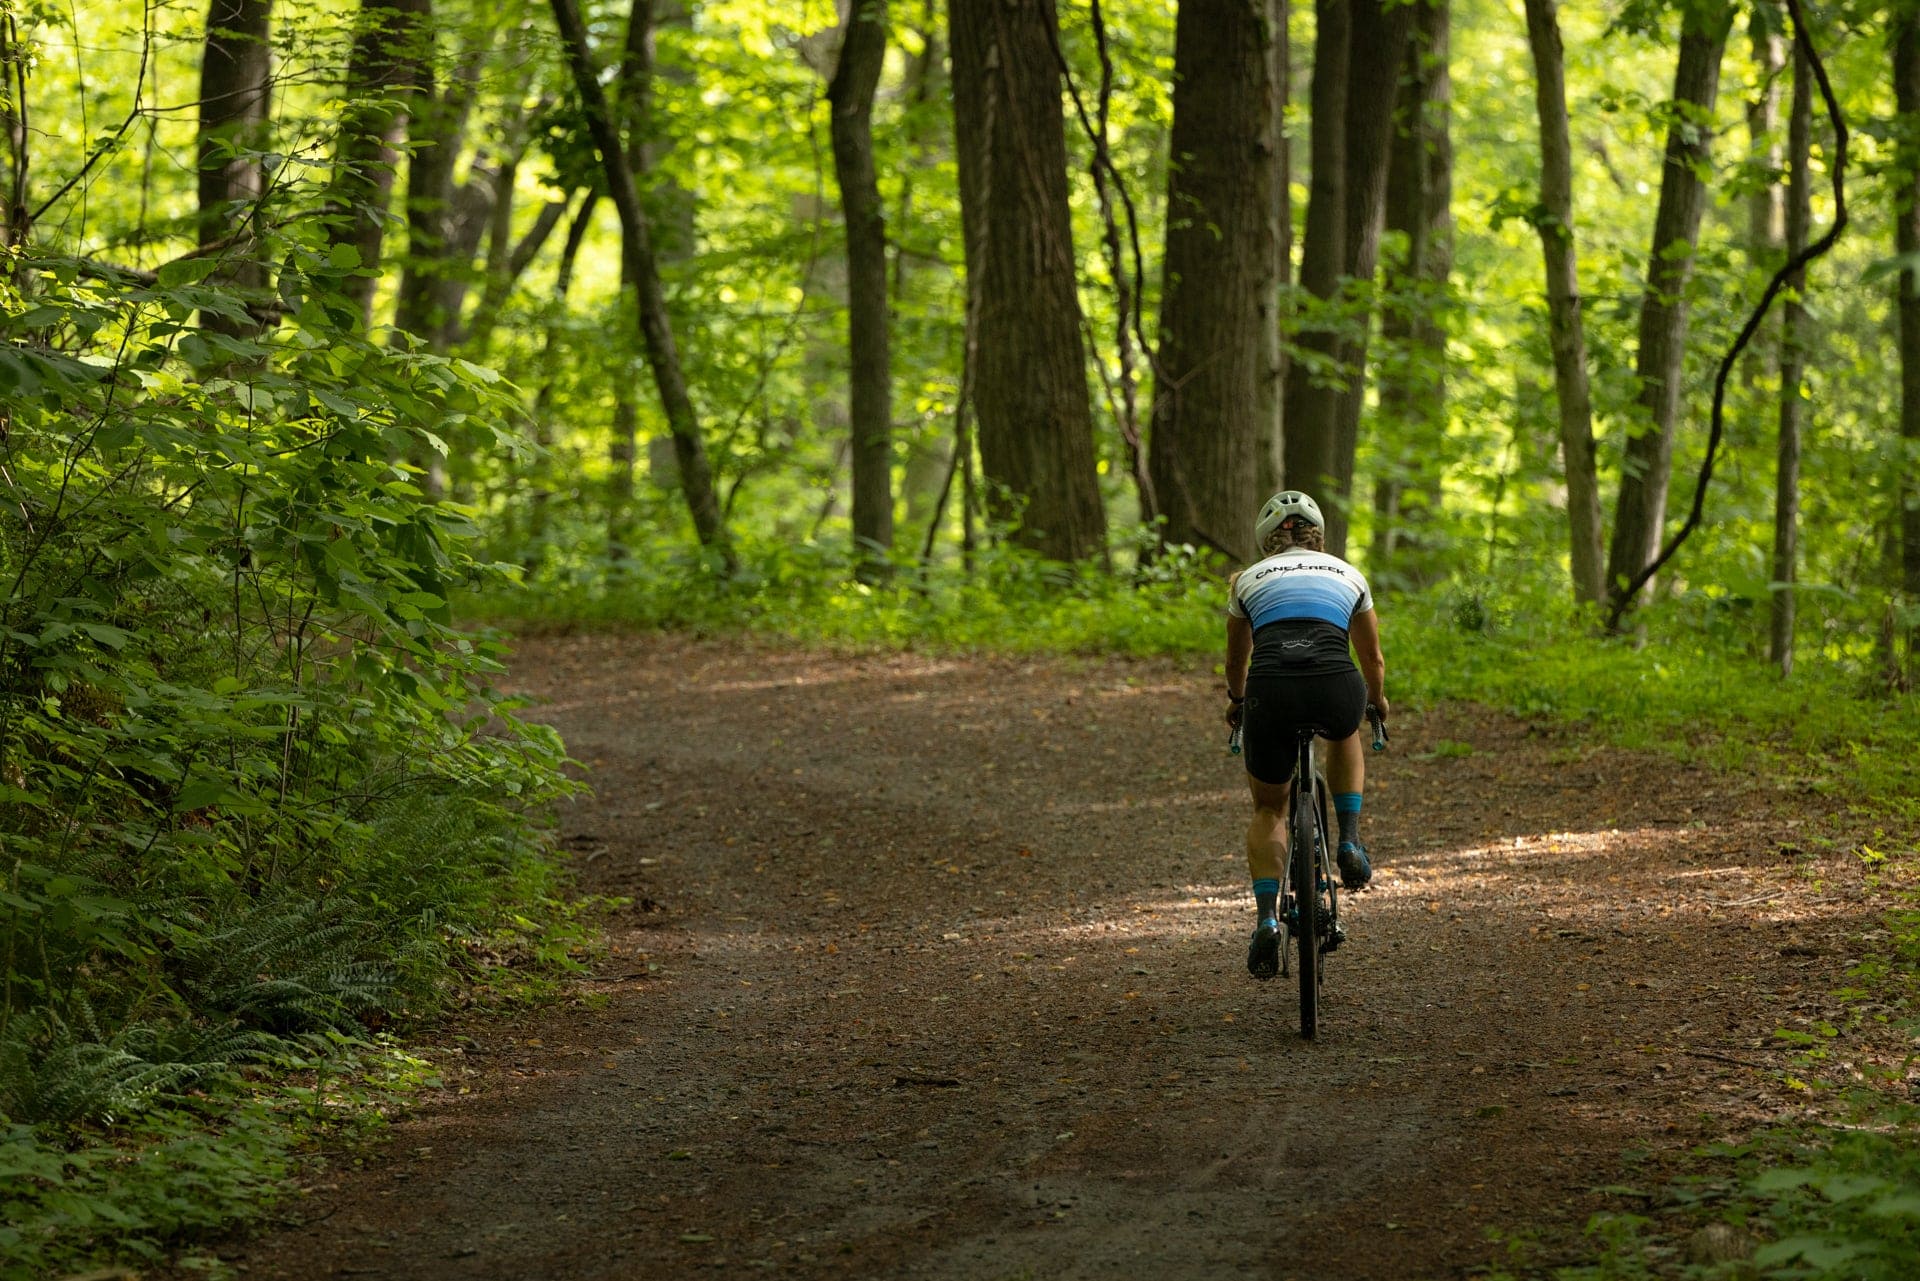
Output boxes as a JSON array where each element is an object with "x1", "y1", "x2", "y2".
[
  {"x1": 1505, "y1": 1118, "x2": 1920, "y2": 1281},
  {"x1": 0, "y1": 1104, "x2": 295, "y2": 1277},
  {"x1": 1746, "y1": 1128, "x2": 1920, "y2": 1279},
  {"x1": 480, "y1": 529, "x2": 1920, "y2": 816},
  {"x1": 0, "y1": 76, "x2": 578, "y2": 1272},
  {"x1": 1390, "y1": 577, "x2": 1920, "y2": 817},
  {"x1": 472, "y1": 523, "x2": 1220, "y2": 656}
]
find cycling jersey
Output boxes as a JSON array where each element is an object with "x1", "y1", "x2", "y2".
[
  {"x1": 1228, "y1": 548, "x2": 1373, "y2": 630},
  {"x1": 1228, "y1": 549, "x2": 1374, "y2": 680}
]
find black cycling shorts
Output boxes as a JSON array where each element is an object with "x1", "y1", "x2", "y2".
[{"x1": 1241, "y1": 669, "x2": 1367, "y2": 786}]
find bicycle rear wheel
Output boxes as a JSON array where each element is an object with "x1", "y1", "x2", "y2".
[{"x1": 1291, "y1": 773, "x2": 1320, "y2": 1038}]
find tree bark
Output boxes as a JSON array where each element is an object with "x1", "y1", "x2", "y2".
[
  {"x1": 528, "y1": 192, "x2": 600, "y2": 573},
  {"x1": 197, "y1": 0, "x2": 272, "y2": 338},
  {"x1": 1372, "y1": 0, "x2": 1450, "y2": 581},
  {"x1": 393, "y1": 35, "x2": 487, "y2": 349},
  {"x1": 1, "y1": 15, "x2": 26, "y2": 248},
  {"x1": 1770, "y1": 35, "x2": 1810, "y2": 676},
  {"x1": 550, "y1": 0, "x2": 731, "y2": 566},
  {"x1": 1523, "y1": 0, "x2": 1605, "y2": 605},
  {"x1": 327, "y1": 0, "x2": 431, "y2": 326},
  {"x1": 1148, "y1": 0, "x2": 1279, "y2": 563},
  {"x1": 828, "y1": 0, "x2": 894, "y2": 580},
  {"x1": 1281, "y1": 0, "x2": 1349, "y2": 511},
  {"x1": 1747, "y1": 8, "x2": 1786, "y2": 265},
  {"x1": 1281, "y1": 0, "x2": 1411, "y2": 554},
  {"x1": 393, "y1": 29, "x2": 500, "y2": 357},
  {"x1": 608, "y1": 0, "x2": 656, "y2": 543},
  {"x1": 895, "y1": 7, "x2": 950, "y2": 535},
  {"x1": 1259, "y1": 0, "x2": 1289, "y2": 500},
  {"x1": 1896, "y1": 10, "x2": 1920, "y2": 673},
  {"x1": 1322, "y1": 0, "x2": 1415, "y2": 554},
  {"x1": 1605, "y1": 5, "x2": 1732, "y2": 610},
  {"x1": 948, "y1": 0, "x2": 1106, "y2": 564}
]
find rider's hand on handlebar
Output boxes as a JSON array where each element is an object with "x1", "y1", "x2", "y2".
[
  {"x1": 1226, "y1": 700, "x2": 1244, "y2": 730},
  {"x1": 1369, "y1": 695, "x2": 1391, "y2": 720}
]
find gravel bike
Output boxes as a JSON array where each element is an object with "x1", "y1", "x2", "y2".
[{"x1": 1231, "y1": 705, "x2": 1387, "y2": 1039}]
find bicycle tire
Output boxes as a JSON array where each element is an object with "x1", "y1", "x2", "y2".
[
  {"x1": 1291, "y1": 757, "x2": 1320, "y2": 1038},
  {"x1": 1315, "y1": 769, "x2": 1338, "y2": 935}
]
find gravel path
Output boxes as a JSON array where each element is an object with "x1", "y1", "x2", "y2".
[{"x1": 224, "y1": 633, "x2": 1876, "y2": 1280}]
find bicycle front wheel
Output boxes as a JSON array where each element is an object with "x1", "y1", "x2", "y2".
[{"x1": 1291, "y1": 781, "x2": 1320, "y2": 1039}]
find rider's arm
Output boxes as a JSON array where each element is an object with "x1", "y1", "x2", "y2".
[
  {"x1": 1350, "y1": 607, "x2": 1387, "y2": 715},
  {"x1": 1226, "y1": 613, "x2": 1253, "y2": 700}
]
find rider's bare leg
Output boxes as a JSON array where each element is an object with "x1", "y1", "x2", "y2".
[
  {"x1": 1323, "y1": 728, "x2": 1365, "y2": 797},
  {"x1": 1245, "y1": 776, "x2": 1293, "y2": 884}
]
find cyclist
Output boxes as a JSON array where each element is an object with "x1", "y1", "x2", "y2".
[{"x1": 1224, "y1": 491, "x2": 1388, "y2": 981}]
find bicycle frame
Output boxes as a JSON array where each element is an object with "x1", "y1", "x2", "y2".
[{"x1": 1281, "y1": 728, "x2": 1337, "y2": 1038}]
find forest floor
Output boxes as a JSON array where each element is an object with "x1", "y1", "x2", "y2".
[{"x1": 216, "y1": 633, "x2": 1897, "y2": 1280}]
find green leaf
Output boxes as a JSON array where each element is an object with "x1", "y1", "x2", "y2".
[
  {"x1": 174, "y1": 779, "x2": 230, "y2": 812},
  {"x1": 156, "y1": 256, "x2": 220, "y2": 288},
  {"x1": 78, "y1": 623, "x2": 131, "y2": 651}
]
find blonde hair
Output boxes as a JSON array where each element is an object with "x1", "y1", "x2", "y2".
[{"x1": 1260, "y1": 522, "x2": 1326, "y2": 557}]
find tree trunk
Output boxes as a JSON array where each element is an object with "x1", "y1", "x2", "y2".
[
  {"x1": 607, "y1": 0, "x2": 657, "y2": 549},
  {"x1": 550, "y1": 0, "x2": 731, "y2": 567},
  {"x1": 894, "y1": 5, "x2": 949, "y2": 535},
  {"x1": 828, "y1": 0, "x2": 894, "y2": 580},
  {"x1": 328, "y1": 0, "x2": 431, "y2": 326},
  {"x1": 1604, "y1": 6, "x2": 1732, "y2": 611},
  {"x1": 392, "y1": 27, "x2": 487, "y2": 499},
  {"x1": 1896, "y1": 12, "x2": 1920, "y2": 674},
  {"x1": 1372, "y1": 0, "x2": 1450, "y2": 581},
  {"x1": 1322, "y1": 0, "x2": 1415, "y2": 555},
  {"x1": 1148, "y1": 0, "x2": 1279, "y2": 563},
  {"x1": 1523, "y1": 0, "x2": 1605, "y2": 605},
  {"x1": 1259, "y1": 0, "x2": 1289, "y2": 500},
  {"x1": 1281, "y1": 0, "x2": 1349, "y2": 510},
  {"x1": 1747, "y1": 8, "x2": 1786, "y2": 265},
  {"x1": 197, "y1": 0, "x2": 272, "y2": 339},
  {"x1": 1, "y1": 15, "x2": 26, "y2": 248},
  {"x1": 948, "y1": 0, "x2": 1106, "y2": 564},
  {"x1": 393, "y1": 34, "x2": 488, "y2": 349},
  {"x1": 528, "y1": 193, "x2": 600, "y2": 573},
  {"x1": 1770, "y1": 35, "x2": 1810, "y2": 676}
]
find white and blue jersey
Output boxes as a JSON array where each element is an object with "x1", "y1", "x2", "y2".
[
  {"x1": 1228, "y1": 548, "x2": 1373, "y2": 677},
  {"x1": 1229, "y1": 548, "x2": 1373, "y2": 630}
]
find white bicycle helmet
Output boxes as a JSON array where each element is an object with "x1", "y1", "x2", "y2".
[{"x1": 1254, "y1": 490, "x2": 1325, "y2": 548}]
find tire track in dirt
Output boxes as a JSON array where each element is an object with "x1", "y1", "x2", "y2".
[{"x1": 224, "y1": 634, "x2": 1876, "y2": 1280}]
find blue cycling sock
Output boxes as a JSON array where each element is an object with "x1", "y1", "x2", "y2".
[
  {"x1": 1252, "y1": 877, "x2": 1279, "y2": 926},
  {"x1": 1334, "y1": 792, "x2": 1362, "y2": 847}
]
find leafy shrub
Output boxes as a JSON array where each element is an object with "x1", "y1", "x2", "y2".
[
  {"x1": 0, "y1": 209, "x2": 577, "y2": 1267},
  {"x1": 0, "y1": 1105, "x2": 296, "y2": 1275},
  {"x1": 1746, "y1": 1126, "x2": 1920, "y2": 1279}
]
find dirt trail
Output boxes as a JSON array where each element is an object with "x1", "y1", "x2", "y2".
[{"x1": 225, "y1": 634, "x2": 1876, "y2": 1280}]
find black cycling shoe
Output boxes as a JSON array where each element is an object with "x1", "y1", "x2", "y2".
[
  {"x1": 1337, "y1": 841, "x2": 1372, "y2": 891},
  {"x1": 1247, "y1": 921, "x2": 1280, "y2": 981}
]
